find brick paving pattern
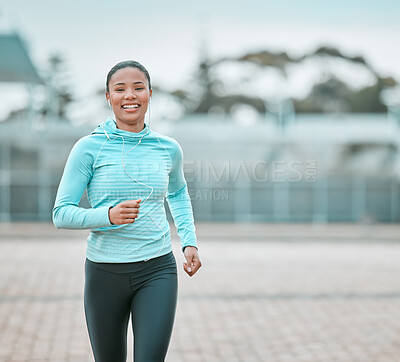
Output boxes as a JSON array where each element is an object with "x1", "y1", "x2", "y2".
[{"x1": 0, "y1": 223, "x2": 399, "y2": 362}]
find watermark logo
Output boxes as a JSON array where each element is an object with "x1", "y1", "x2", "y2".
[{"x1": 184, "y1": 160, "x2": 318, "y2": 183}]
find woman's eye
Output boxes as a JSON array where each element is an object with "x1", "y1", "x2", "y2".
[
  {"x1": 136, "y1": 87, "x2": 144, "y2": 91},
  {"x1": 116, "y1": 88, "x2": 124, "y2": 91}
]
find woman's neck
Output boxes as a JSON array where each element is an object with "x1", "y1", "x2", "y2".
[{"x1": 115, "y1": 120, "x2": 145, "y2": 133}]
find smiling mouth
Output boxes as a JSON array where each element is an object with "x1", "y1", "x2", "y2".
[{"x1": 122, "y1": 104, "x2": 140, "y2": 109}]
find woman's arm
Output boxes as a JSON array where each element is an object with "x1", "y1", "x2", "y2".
[
  {"x1": 166, "y1": 139, "x2": 201, "y2": 276},
  {"x1": 52, "y1": 137, "x2": 112, "y2": 229},
  {"x1": 166, "y1": 139, "x2": 198, "y2": 252}
]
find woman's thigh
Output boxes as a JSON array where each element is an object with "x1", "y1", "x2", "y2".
[
  {"x1": 84, "y1": 259, "x2": 132, "y2": 362},
  {"x1": 131, "y1": 258, "x2": 178, "y2": 362}
]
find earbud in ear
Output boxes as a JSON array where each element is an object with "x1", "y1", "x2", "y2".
[{"x1": 108, "y1": 99, "x2": 111, "y2": 106}]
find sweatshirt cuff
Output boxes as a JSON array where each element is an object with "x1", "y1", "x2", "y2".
[
  {"x1": 182, "y1": 243, "x2": 198, "y2": 253},
  {"x1": 95, "y1": 205, "x2": 114, "y2": 227},
  {"x1": 108, "y1": 206, "x2": 114, "y2": 225}
]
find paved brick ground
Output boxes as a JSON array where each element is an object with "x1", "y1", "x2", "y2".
[{"x1": 0, "y1": 223, "x2": 399, "y2": 362}]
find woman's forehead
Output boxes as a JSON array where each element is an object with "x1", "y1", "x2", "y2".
[{"x1": 111, "y1": 67, "x2": 148, "y2": 84}]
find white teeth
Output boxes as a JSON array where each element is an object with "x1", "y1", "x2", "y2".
[{"x1": 122, "y1": 104, "x2": 139, "y2": 109}]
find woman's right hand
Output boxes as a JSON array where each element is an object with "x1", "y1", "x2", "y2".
[{"x1": 108, "y1": 199, "x2": 141, "y2": 225}]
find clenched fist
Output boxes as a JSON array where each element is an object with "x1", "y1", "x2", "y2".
[{"x1": 108, "y1": 199, "x2": 141, "y2": 225}]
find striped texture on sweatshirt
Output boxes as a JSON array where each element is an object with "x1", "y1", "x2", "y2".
[{"x1": 52, "y1": 117, "x2": 197, "y2": 262}]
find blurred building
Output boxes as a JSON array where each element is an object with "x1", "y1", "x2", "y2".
[
  {"x1": 0, "y1": 111, "x2": 399, "y2": 223},
  {"x1": 0, "y1": 34, "x2": 399, "y2": 223},
  {"x1": 0, "y1": 32, "x2": 45, "y2": 221},
  {"x1": 0, "y1": 33, "x2": 42, "y2": 84},
  {"x1": 172, "y1": 113, "x2": 400, "y2": 223}
]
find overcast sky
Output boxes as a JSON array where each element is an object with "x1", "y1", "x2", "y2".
[{"x1": 1, "y1": 0, "x2": 399, "y2": 101}]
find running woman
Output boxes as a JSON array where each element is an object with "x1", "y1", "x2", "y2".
[{"x1": 52, "y1": 60, "x2": 202, "y2": 362}]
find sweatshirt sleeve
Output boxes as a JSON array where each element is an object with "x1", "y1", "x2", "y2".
[
  {"x1": 166, "y1": 140, "x2": 198, "y2": 252},
  {"x1": 52, "y1": 137, "x2": 112, "y2": 229}
]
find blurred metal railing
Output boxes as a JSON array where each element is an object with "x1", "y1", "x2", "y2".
[{"x1": 0, "y1": 163, "x2": 398, "y2": 223}]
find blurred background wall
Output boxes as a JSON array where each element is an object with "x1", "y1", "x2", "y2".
[{"x1": 0, "y1": 0, "x2": 399, "y2": 223}]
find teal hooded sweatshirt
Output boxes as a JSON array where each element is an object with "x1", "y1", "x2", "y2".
[{"x1": 52, "y1": 117, "x2": 197, "y2": 262}]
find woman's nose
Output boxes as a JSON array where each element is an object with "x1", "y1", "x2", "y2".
[{"x1": 124, "y1": 90, "x2": 136, "y2": 99}]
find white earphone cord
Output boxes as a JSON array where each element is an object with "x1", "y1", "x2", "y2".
[{"x1": 103, "y1": 110, "x2": 166, "y2": 262}]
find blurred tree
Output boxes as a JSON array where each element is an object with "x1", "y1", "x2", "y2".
[
  {"x1": 349, "y1": 81, "x2": 386, "y2": 113},
  {"x1": 190, "y1": 50, "x2": 266, "y2": 115},
  {"x1": 156, "y1": 44, "x2": 398, "y2": 117},
  {"x1": 211, "y1": 45, "x2": 396, "y2": 113},
  {"x1": 193, "y1": 57, "x2": 215, "y2": 113},
  {"x1": 294, "y1": 76, "x2": 393, "y2": 113},
  {"x1": 294, "y1": 77, "x2": 353, "y2": 113},
  {"x1": 42, "y1": 53, "x2": 73, "y2": 120}
]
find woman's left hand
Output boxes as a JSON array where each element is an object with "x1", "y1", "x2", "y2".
[{"x1": 183, "y1": 246, "x2": 202, "y2": 277}]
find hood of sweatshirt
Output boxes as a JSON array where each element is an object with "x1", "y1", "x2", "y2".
[{"x1": 91, "y1": 117, "x2": 151, "y2": 140}]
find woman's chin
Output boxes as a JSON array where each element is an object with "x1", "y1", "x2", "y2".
[{"x1": 116, "y1": 114, "x2": 143, "y2": 123}]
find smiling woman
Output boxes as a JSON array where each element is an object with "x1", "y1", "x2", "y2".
[
  {"x1": 52, "y1": 60, "x2": 202, "y2": 361},
  {"x1": 106, "y1": 63, "x2": 153, "y2": 133}
]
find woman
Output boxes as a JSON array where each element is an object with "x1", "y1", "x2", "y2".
[{"x1": 52, "y1": 60, "x2": 201, "y2": 362}]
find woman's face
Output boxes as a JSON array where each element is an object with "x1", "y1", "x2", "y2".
[{"x1": 106, "y1": 67, "x2": 152, "y2": 130}]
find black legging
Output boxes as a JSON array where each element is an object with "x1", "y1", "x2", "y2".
[{"x1": 84, "y1": 251, "x2": 178, "y2": 362}]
